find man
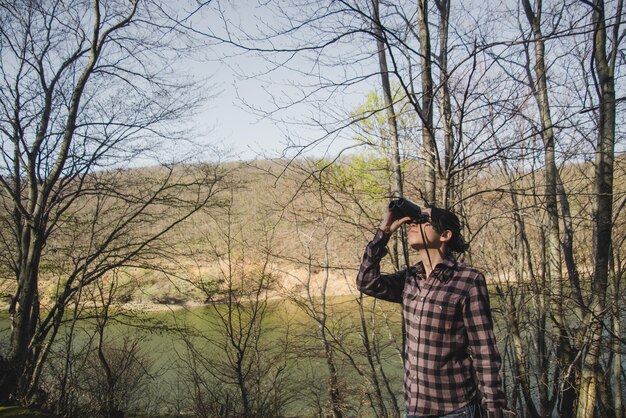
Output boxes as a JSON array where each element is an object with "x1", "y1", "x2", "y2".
[{"x1": 356, "y1": 203, "x2": 508, "y2": 418}]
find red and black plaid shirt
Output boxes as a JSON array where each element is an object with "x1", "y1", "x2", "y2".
[{"x1": 357, "y1": 229, "x2": 507, "y2": 416}]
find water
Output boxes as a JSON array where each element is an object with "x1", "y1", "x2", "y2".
[{"x1": 0, "y1": 298, "x2": 405, "y2": 417}]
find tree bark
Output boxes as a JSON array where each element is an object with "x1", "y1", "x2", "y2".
[
  {"x1": 611, "y1": 284, "x2": 623, "y2": 418},
  {"x1": 503, "y1": 162, "x2": 541, "y2": 418},
  {"x1": 417, "y1": 0, "x2": 437, "y2": 204},
  {"x1": 578, "y1": 0, "x2": 619, "y2": 416},
  {"x1": 435, "y1": 0, "x2": 454, "y2": 208},
  {"x1": 371, "y1": 0, "x2": 410, "y2": 270},
  {"x1": 520, "y1": 2, "x2": 571, "y2": 415},
  {"x1": 371, "y1": 0, "x2": 403, "y2": 201}
]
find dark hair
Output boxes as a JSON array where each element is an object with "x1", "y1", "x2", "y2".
[{"x1": 428, "y1": 207, "x2": 469, "y2": 254}]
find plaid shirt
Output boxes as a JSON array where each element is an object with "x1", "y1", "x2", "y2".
[{"x1": 357, "y1": 229, "x2": 507, "y2": 416}]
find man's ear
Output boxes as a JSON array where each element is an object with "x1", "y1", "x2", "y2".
[{"x1": 440, "y1": 230, "x2": 453, "y2": 244}]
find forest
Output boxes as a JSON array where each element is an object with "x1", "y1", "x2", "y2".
[{"x1": 0, "y1": 0, "x2": 624, "y2": 417}]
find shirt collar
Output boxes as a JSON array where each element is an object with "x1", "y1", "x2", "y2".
[{"x1": 414, "y1": 255, "x2": 457, "y2": 283}]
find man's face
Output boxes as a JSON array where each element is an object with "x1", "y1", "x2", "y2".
[{"x1": 407, "y1": 208, "x2": 445, "y2": 250}]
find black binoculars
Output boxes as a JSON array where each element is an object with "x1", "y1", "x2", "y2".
[{"x1": 388, "y1": 198, "x2": 429, "y2": 223}]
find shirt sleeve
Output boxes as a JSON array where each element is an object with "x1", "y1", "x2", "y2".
[
  {"x1": 355, "y1": 229, "x2": 405, "y2": 304},
  {"x1": 463, "y1": 273, "x2": 507, "y2": 413}
]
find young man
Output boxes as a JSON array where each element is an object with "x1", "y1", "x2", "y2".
[{"x1": 357, "y1": 204, "x2": 507, "y2": 418}]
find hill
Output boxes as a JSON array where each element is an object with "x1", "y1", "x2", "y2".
[{"x1": 1, "y1": 154, "x2": 624, "y2": 311}]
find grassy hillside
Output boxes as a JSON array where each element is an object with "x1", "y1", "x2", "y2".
[{"x1": 1, "y1": 155, "x2": 624, "y2": 311}]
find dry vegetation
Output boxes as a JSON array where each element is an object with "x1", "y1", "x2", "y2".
[{"x1": 3, "y1": 154, "x2": 622, "y2": 312}]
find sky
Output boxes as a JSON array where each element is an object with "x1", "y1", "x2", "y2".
[
  {"x1": 183, "y1": 0, "x2": 375, "y2": 162},
  {"x1": 190, "y1": 49, "x2": 299, "y2": 160},
  {"x1": 190, "y1": 60, "x2": 368, "y2": 163},
  {"x1": 193, "y1": 63, "x2": 288, "y2": 160},
  {"x1": 181, "y1": 0, "x2": 625, "y2": 163}
]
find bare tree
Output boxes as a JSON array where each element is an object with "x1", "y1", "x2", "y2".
[
  {"x1": 275, "y1": 157, "x2": 406, "y2": 417},
  {"x1": 279, "y1": 183, "x2": 348, "y2": 417},
  {"x1": 518, "y1": 2, "x2": 572, "y2": 416},
  {"x1": 0, "y1": 0, "x2": 225, "y2": 403},
  {"x1": 577, "y1": 1, "x2": 623, "y2": 416},
  {"x1": 84, "y1": 274, "x2": 155, "y2": 418},
  {"x1": 415, "y1": 0, "x2": 438, "y2": 203},
  {"x1": 34, "y1": 269, "x2": 162, "y2": 418},
  {"x1": 180, "y1": 196, "x2": 291, "y2": 417}
]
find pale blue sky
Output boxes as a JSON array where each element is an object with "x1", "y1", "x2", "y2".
[{"x1": 185, "y1": 0, "x2": 377, "y2": 161}]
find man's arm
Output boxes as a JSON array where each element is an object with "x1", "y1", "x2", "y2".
[
  {"x1": 356, "y1": 229, "x2": 405, "y2": 303},
  {"x1": 463, "y1": 273, "x2": 507, "y2": 417}
]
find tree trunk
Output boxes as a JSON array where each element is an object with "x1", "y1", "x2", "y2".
[
  {"x1": 611, "y1": 293, "x2": 623, "y2": 418},
  {"x1": 372, "y1": 0, "x2": 403, "y2": 201},
  {"x1": 417, "y1": 0, "x2": 437, "y2": 204},
  {"x1": 521, "y1": 3, "x2": 570, "y2": 415},
  {"x1": 358, "y1": 297, "x2": 400, "y2": 417},
  {"x1": 435, "y1": 0, "x2": 454, "y2": 208},
  {"x1": 6, "y1": 227, "x2": 44, "y2": 399},
  {"x1": 503, "y1": 163, "x2": 542, "y2": 418},
  {"x1": 371, "y1": 0, "x2": 410, "y2": 270},
  {"x1": 578, "y1": 0, "x2": 619, "y2": 416}
]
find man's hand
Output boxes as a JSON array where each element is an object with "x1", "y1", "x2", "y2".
[{"x1": 379, "y1": 208, "x2": 411, "y2": 234}]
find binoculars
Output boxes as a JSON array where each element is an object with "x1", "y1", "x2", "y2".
[{"x1": 388, "y1": 198, "x2": 429, "y2": 223}]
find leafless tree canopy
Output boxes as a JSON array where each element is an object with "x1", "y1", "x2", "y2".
[
  {"x1": 0, "y1": 0, "x2": 227, "y2": 406},
  {"x1": 0, "y1": 0, "x2": 624, "y2": 417}
]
